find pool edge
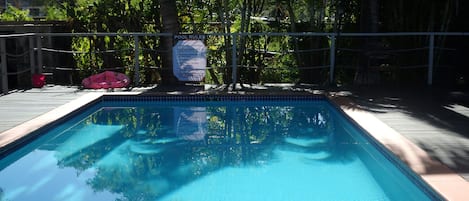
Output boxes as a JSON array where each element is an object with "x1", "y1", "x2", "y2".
[
  {"x1": 0, "y1": 93, "x2": 105, "y2": 156},
  {"x1": 329, "y1": 95, "x2": 469, "y2": 201}
]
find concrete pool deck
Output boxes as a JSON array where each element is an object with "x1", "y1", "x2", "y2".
[{"x1": 0, "y1": 84, "x2": 468, "y2": 200}]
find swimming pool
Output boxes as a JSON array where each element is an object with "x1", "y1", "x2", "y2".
[{"x1": 0, "y1": 95, "x2": 443, "y2": 201}]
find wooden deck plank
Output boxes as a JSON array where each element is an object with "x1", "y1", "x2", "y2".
[
  {"x1": 337, "y1": 88, "x2": 469, "y2": 183},
  {"x1": 0, "y1": 86, "x2": 87, "y2": 133}
]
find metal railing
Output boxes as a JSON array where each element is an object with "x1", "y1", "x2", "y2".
[{"x1": 1, "y1": 32, "x2": 468, "y2": 94}]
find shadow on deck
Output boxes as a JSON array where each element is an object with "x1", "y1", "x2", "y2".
[{"x1": 330, "y1": 86, "x2": 469, "y2": 181}]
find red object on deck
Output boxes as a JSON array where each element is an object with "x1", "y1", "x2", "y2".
[
  {"x1": 32, "y1": 74, "x2": 46, "y2": 88},
  {"x1": 82, "y1": 71, "x2": 130, "y2": 89}
]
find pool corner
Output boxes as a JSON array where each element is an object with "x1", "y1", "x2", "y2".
[
  {"x1": 330, "y1": 95, "x2": 469, "y2": 201},
  {"x1": 0, "y1": 93, "x2": 105, "y2": 155}
]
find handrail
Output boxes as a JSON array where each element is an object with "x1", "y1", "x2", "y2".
[
  {"x1": 37, "y1": 32, "x2": 173, "y2": 37},
  {"x1": 0, "y1": 32, "x2": 467, "y2": 38},
  {"x1": 0, "y1": 33, "x2": 35, "y2": 38},
  {"x1": 41, "y1": 47, "x2": 133, "y2": 54},
  {"x1": 3, "y1": 31, "x2": 461, "y2": 37}
]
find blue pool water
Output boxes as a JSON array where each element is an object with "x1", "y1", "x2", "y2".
[{"x1": 0, "y1": 96, "x2": 442, "y2": 201}]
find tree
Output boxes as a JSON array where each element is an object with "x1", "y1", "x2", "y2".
[
  {"x1": 45, "y1": 0, "x2": 467, "y2": 86},
  {"x1": 0, "y1": 5, "x2": 33, "y2": 21},
  {"x1": 158, "y1": 0, "x2": 180, "y2": 85}
]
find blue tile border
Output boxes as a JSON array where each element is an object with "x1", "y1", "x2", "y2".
[{"x1": 101, "y1": 94, "x2": 326, "y2": 102}]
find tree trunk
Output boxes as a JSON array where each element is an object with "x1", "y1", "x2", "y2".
[
  {"x1": 216, "y1": 0, "x2": 233, "y2": 84},
  {"x1": 355, "y1": 0, "x2": 381, "y2": 85},
  {"x1": 286, "y1": 0, "x2": 304, "y2": 82},
  {"x1": 369, "y1": 0, "x2": 379, "y2": 32},
  {"x1": 158, "y1": 0, "x2": 180, "y2": 85},
  {"x1": 238, "y1": 0, "x2": 254, "y2": 85}
]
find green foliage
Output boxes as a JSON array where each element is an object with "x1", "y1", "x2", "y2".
[
  {"x1": 261, "y1": 54, "x2": 299, "y2": 83},
  {"x1": 61, "y1": 0, "x2": 162, "y2": 84},
  {"x1": 45, "y1": 5, "x2": 68, "y2": 20},
  {"x1": 0, "y1": 5, "x2": 33, "y2": 21},
  {"x1": 54, "y1": 0, "x2": 455, "y2": 85},
  {"x1": 71, "y1": 37, "x2": 102, "y2": 75},
  {"x1": 19, "y1": 0, "x2": 461, "y2": 85},
  {"x1": 47, "y1": 0, "x2": 349, "y2": 85}
]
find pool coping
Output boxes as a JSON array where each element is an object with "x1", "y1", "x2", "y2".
[
  {"x1": 0, "y1": 93, "x2": 105, "y2": 157},
  {"x1": 0, "y1": 92, "x2": 467, "y2": 200},
  {"x1": 330, "y1": 95, "x2": 469, "y2": 201}
]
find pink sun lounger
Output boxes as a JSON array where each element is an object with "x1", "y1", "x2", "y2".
[{"x1": 82, "y1": 71, "x2": 130, "y2": 89}]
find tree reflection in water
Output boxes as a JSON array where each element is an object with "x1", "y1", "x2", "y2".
[{"x1": 44, "y1": 102, "x2": 354, "y2": 201}]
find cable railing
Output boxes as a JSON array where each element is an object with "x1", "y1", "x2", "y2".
[{"x1": 1, "y1": 32, "x2": 468, "y2": 94}]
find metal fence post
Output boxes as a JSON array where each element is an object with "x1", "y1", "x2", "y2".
[
  {"x1": 427, "y1": 34, "x2": 435, "y2": 86},
  {"x1": 36, "y1": 35, "x2": 43, "y2": 74},
  {"x1": 231, "y1": 33, "x2": 237, "y2": 88},
  {"x1": 29, "y1": 36, "x2": 36, "y2": 75},
  {"x1": 1, "y1": 38, "x2": 7, "y2": 94},
  {"x1": 329, "y1": 34, "x2": 336, "y2": 84},
  {"x1": 133, "y1": 35, "x2": 140, "y2": 86}
]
